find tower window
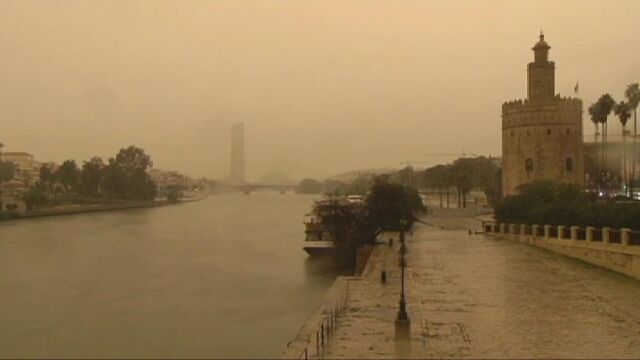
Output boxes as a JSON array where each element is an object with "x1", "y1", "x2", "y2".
[
  {"x1": 566, "y1": 128, "x2": 570, "y2": 135},
  {"x1": 511, "y1": 131, "x2": 514, "y2": 138},
  {"x1": 525, "y1": 158, "x2": 534, "y2": 173},
  {"x1": 547, "y1": 129, "x2": 551, "y2": 135},
  {"x1": 566, "y1": 157, "x2": 574, "y2": 172}
]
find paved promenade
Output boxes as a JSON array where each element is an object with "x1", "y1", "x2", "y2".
[{"x1": 320, "y1": 208, "x2": 640, "y2": 359}]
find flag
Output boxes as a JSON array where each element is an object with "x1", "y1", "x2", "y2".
[{"x1": 574, "y1": 82, "x2": 579, "y2": 95}]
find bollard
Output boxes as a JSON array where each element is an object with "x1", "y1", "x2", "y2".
[
  {"x1": 557, "y1": 225, "x2": 566, "y2": 240},
  {"x1": 586, "y1": 226, "x2": 595, "y2": 242},
  {"x1": 570, "y1": 226, "x2": 579, "y2": 240},
  {"x1": 603, "y1": 227, "x2": 611, "y2": 244},
  {"x1": 381, "y1": 270, "x2": 387, "y2": 283},
  {"x1": 621, "y1": 228, "x2": 631, "y2": 246}
]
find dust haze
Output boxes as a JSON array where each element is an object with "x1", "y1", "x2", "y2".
[{"x1": 1, "y1": 0, "x2": 637, "y2": 180}]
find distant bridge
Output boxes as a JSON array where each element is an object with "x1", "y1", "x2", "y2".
[{"x1": 212, "y1": 183, "x2": 297, "y2": 195}]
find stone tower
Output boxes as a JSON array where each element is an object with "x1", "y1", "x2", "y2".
[
  {"x1": 230, "y1": 122, "x2": 245, "y2": 184},
  {"x1": 501, "y1": 34, "x2": 584, "y2": 196}
]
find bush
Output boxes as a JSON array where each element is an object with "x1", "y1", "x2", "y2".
[
  {"x1": 167, "y1": 186, "x2": 182, "y2": 203},
  {"x1": 495, "y1": 180, "x2": 640, "y2": 230}
]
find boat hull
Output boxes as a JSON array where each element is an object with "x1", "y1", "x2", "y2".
[{"x1": 303, "y1": 241, "x2": 336, "y2": 257}]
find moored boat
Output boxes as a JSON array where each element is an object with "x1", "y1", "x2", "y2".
[{"x1": 302, "y1": 196, "x2": 364, "y2": 256}]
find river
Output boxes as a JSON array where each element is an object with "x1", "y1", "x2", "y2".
[{"x1": 0, "y1": 192, "x2": 336, "y2": 358}]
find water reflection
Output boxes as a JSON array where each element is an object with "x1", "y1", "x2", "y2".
[{"x1": 0, "y1": 193, "x2": 334, "y2": 358}]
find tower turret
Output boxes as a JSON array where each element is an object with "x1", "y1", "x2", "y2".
[
  {"x1": 527, "y1": 32, "x2": 555, "y2": 102},
  {"x1": 501, "y1": 33, "x2": 583, "y2": 196}
]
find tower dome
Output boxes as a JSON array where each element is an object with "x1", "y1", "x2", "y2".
[{"x1": 532, "y1": 32, "x2": 550, "y2": 51}]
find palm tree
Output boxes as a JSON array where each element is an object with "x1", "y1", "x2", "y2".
[
  {"x1": 588, "y1": 104, "x2": 601, "y2": 192},
  {"x1": 590, "y1": 94, "x2": 616, "y2": 196},
  {"x1": 614, "y1": 101, "x2": 632, "y2": 196},
  {"x1": 625, "y1": 83, "x2": 640, "y2": 198}
]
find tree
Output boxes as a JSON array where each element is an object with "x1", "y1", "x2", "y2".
[
  {"x1": 102, "y1": 147, "x2": 157, "y2": 200},
  {"x1": 56, "y1": 160, "x2": 80, "y2": 193},
  {"x1": 366, "y1": 179, "x2": 425, "y2": 230},
  {"x1": 295, "y1": 178, "x2": 322, "y2": 194},
  {"x1": 451, "y1": 159, "x2": 474, "y2": 208},
  {"x1": 0, "y1": 161, "x2": 15, "y2": 183},
  {"x1": 625, "y1": 83, "x2": 640, "y2": 197},
  {"x1": 614, "y1": 101, "x2": 632, "y2": 196},
  {"x1": 115, "y1": 146, "x2": 153, "y2": 173},
  {"x1": 80, "y1": 157, "x2": 105, "y2": 197},
  {"x1": 0, "y1": 160, "x2": 16, "y2": 211},
  {"x1": 166, "y1": 185, "x2": 182, "y2": 202},
  {"x1": 494, "y1": 180, "x2": 591, "y2": 226},
  {"x1": 313, "y1": 196, "x2": 374, "y2": 267},
  {"x1": 422, "y1": 164, "x2": 450, "y2": 208},
  {"x1": 588, "y1": 104, "x2": 601, "y2": 192},
  {"x1": 102, "y1": 158, "x2": 127, "y2": 198},
  {"x1": 22, "y1": 182, "x2": 50, "y2": 210},
  {"x1": 323, "y1": 179, "x2": 348, "y2": 195},
  {"x1": 589, "y1": 94, "x2": 616, "y2": 196},
  {"x1": 39, "y1": 163, "x2": 57, "y2": 189}
]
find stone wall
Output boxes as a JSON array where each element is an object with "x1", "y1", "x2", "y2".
[
  {"x1": 501, "y1": 98, "x2": 584, "y2": 196},
  {"x1": 484, "y1": 222, "x2": 640, "y2": 281}
]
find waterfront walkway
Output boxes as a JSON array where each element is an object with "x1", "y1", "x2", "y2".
[{"x1": 318, "y1": 209, "x2": 640, "y2": 358}]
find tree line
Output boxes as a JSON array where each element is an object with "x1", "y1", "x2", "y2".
[
  {"x1": 295, "y1": 176, "x2": 372, "y2": 196},
  {"x1": 421, "y1": 156, "x2": 502, "y2": 208},
  {"x1": 23, "y1": 146, "x2": 157, "y2": 209},
  {"x1": 495, "y1": 180, "x2": 640, "y2": 230},
  {"x1": 296, "y1": 156, "x2": 501, "y2": 208},
  {"x1": 588, "y1": 83, "x2": 639, "y2": 197}
]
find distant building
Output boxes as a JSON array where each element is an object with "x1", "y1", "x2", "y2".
[
  {"x1": 0, "y1": 152, "x2": 40, "y2": 186},
  {"x1": 230, "y1": 123, "x2": 245, "y2": 184},
  {"x1": 0, "y1": 151, "x2": 42, "y2": 212},
  {"x1": 148, "y1": 168, "x2": 195, "y2": 195},
  {"x1": 501, "y1": 34, "x2": 584, "y2": 196}
]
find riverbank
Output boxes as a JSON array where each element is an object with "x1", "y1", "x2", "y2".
[
  {"x1": 0, "y1": 194, "x2": 208, "y2": 222},
  {"x1": 282, "y1": 230, "x2": 410, "y2": 359},
  {"x1": 285, "y1": 209, "x2": 640, "y2": 359}
]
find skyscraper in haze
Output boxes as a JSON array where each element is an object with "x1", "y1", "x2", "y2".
[{"x1": 230, "y1": 123, "x2": 245, "y2": 183}]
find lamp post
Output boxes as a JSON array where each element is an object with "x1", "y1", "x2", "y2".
[
  {"x1": 395, "y1": 218, "x2": 411, "y2": 341},
  {"x1": 0, "y1": 142, "x2": 4, "y2": 212}
]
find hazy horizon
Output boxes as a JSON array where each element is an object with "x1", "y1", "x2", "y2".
[{"x1": 1, "y1": 0, "x2": 638, "y2": 181}]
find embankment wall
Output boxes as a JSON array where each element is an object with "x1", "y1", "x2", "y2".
[{"x1": 484, "y1": 223, "x2": 640, "y2": 281}]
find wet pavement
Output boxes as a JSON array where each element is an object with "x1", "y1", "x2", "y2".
[{"x1": 324, "y1": 209, "x2": 640, "y2": 358}]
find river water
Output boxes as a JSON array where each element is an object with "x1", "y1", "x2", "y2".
[{"x1": 0, "y1": 193, "x2": 336, "y2": 358}]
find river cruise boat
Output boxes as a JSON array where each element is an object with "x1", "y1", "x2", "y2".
[{"x1": 303, "y1": 196, "x2": 364, "y2": 256}]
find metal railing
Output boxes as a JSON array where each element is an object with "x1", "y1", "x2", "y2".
[{"x1": 286, "y1": 281, "x2": 350, "y2": 360}]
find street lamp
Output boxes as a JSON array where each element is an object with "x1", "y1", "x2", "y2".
[{"x1": 395, "y1": 217, "x2": 411, "y2": 341}]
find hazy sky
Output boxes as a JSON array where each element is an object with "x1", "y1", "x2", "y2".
[{"x1": 1, "y1": 0, "x2": 638, "y2": 180}]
